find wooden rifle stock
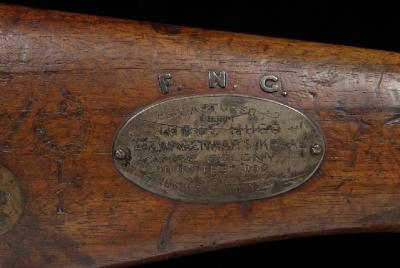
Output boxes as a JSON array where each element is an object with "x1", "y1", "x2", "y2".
[{"x1": 1, "y1": 3, "x2": 400, "y2": 267}]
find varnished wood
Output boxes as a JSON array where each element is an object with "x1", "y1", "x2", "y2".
[{"x1": 1, "y1": 3, "x2": 400, "y2": 267}]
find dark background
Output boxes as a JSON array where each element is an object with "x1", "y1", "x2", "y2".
[
  {"x1": 2, "y1": 1, "x2": 400, "y2": 51},
  {"x1": 2, "y1": 1, "x2": 400, "y2": 267}
]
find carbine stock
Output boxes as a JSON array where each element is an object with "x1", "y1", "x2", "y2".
[{"x1": 1, "y1": 3, "x2": 400, "y2": 267}]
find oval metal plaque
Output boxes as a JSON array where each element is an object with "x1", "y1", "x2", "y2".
[{"x1": 113, "y1": 95, "x2": 325, "y2": 203}]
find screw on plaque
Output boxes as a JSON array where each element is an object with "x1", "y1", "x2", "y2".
[
  {"x1": 310, "y1": 144, "x2": 322, "y2": 155},
  {"x1": 115, "y1": 148, "x2": 131, "y2": 167},
  {"x1": 115, "y1": 148, "x2": 127, "y2": 159}
]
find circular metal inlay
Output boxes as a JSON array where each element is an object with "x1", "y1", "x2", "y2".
[{"x1": 0, "y1": 166, "x2": 24, "y2": 234}]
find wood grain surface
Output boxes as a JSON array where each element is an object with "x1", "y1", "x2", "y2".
[{"x1": 1, "y1": 3, "x2": 400, "y2": 267}]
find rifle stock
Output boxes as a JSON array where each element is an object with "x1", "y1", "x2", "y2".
[{"x1": 1, "y1": 3, "x2": 400, "y2": 267}]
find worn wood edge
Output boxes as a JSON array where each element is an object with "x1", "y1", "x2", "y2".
[
  {"x1": 126, "y1": 227, "x2": 400, "y2": 267},
  {"x1": 1, "y1": 2, "x2": 400, "y2": 71}
]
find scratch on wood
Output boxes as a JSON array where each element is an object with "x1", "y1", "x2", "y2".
[
  {"x1": 18, "y1": 94, "x2": 34, "y2": 118},
  {"x1": 56, "y1": 188, "x2": 65, "y2": 214},
  {"x1": 349, "y1": 146, "x2": 358, "y2": 168},
  {"x1": 356, "y1": 206, "x2": 400, "y2": 224},
  {"x1": 335, "y1": 106, "x2": 372, "y2": 127},
  {"x1": 343, "y1": 187, "x2": 353, "y2": 204},
  {"x1": 334, "y1": 177, "x2": 354, "y2": 190},
  {"x1": 152, "y1": 23, "x2": 181, "y2": 36},
  {"x1": 335, "y1": 106, "x2": 356, "y2": 118},
  {"x1": 389, "y1": 150, "x2": 400, "y2": 167},
  {"x1": 158, "y1": 203, "x2": 176, "y2": 250},
  {"x1": 263, "y1": 44, "x2": 268, "y2": 53},
  {"x1": 4, "y1": 94, "x2": 33, "y2": 147},
  {"x1": 335, "y1": 180, "x2": 346, "y2": 190},
  {"x1": 377, "y1": 73, "x2": 383, "y2": 89},
  {"x1": 384, "y1": 114, "x2": 400, "y2": 125}
]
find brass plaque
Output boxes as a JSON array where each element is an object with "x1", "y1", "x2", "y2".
[
  {"x1": 113, "y1": 95, "x2": 325, "y2": 203},
  {"x1": 0, "y1": 166, "x2": 24, "y2": 234}
]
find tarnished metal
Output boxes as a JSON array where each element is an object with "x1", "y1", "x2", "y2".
[
  {"x1": 260, "y1": 75, "x2": 279, "y2": 93},
  {"x1": 158, "y1": 74, "x2": 172, "y2": 94},
  {"x1": 0, "y1": 166, "x2": 24, "y2": 234},
  {"x1": 113, "y1": 95, "x2": 325, "y2": 203},
  {"x1": 311, "y1": 143, "x2": 323, "y2": 155},
  {"x1": 115, "y1": 147, "x2": 128, "y2": 160},
  {"x1": 208, "y1": 70, "x2": 226, "y2": 88}
]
